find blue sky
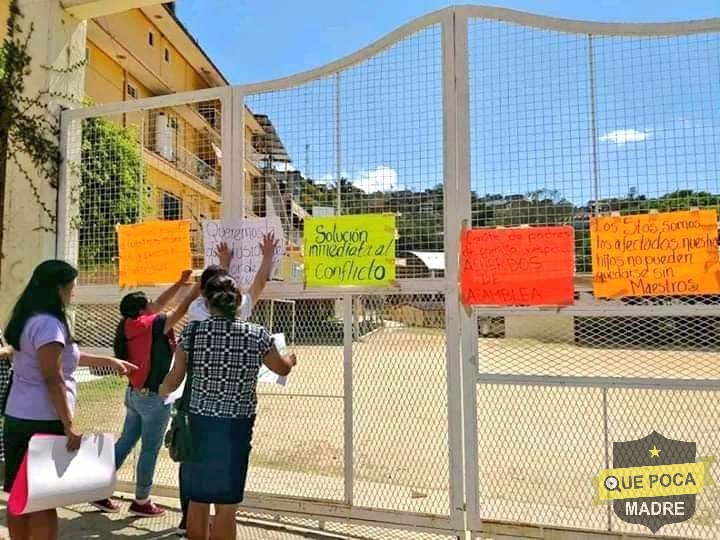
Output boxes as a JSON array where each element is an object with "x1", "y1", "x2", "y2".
[{"x1": 177, "y1": 1, "x2": 720, "y2": 212}]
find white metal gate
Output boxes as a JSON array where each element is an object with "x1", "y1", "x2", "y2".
[{"x1": 57, "y1": 6, "x2": 720, "y2": 539}]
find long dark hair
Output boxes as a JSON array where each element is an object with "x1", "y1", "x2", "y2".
[
  {"x1": 5, "y1": 260, "x2": 78, "y2": 349},
  {"x1": 200, "y1": 264, "x2": 227, "y2": 291},
  {"x1": 204, "y1": 275, "x2": 239, "y2": 319},
  {"x1": 113, "y1": 292, "x2": 149, "y2": 360}
]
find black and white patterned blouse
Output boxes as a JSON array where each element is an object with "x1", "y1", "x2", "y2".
[{"x1": 179, "y1": 316, "x2": 273, "y2": 419}]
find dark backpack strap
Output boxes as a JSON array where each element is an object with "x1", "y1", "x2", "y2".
[
  {"x1": 177, "y1": 321, "x2": 199, "y2": 412},
  {"x1": 151, "y1": 314, "x2": 165, "y2": 338}
]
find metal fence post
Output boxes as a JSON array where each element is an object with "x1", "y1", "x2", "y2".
[
  {"x1": 603, "y1": 386, "x2": 612, "y2": 531},
  {"x1": 228, "y1": 86, "x2": 244, "y2": 220},
  {"x1": 443, "y1": 8, "x2": 475, "y2": 534},
  {"x1": 587, "y1": 34, "x2": 601, "y2": 215},
  {"x1": 343, "y1": 294, "x2": 354, "y2": 505}
]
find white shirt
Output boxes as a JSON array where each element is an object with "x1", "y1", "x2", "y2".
[{"x1": 187, "y1": 293, "x2": 253, "y2": 323}]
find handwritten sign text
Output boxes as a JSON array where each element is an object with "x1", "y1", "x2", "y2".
[
  {"x1": 203, "y1": 217, "x2": 285, "y2": 288},
  {"x1": 304, "y1": 214, "x2": 395, "y2": 287},
  {"x1": 591, "y1": 209, "x2": 720, "y2": 298},
  {"x1": 117, "y1": 220, "x2": 192, "y2": 286},
  {"x1": 461, "y1": 226, "x2": 575, "y2": 306}
]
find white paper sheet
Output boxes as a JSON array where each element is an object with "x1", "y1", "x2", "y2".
[
  {"x1": 202, "y1": 217, "x2": 285, "y2": 287},
  {"x1": 23, "y1": 433, "x2": 116, "y2": 514},
  {"x1": 258, "y1": 333, "x2": 289, "y2": 386},
  {"x1": 164, "y1": 376, "x2": 186, "y2": 405},
  {"x1": 165, "y1": 333, "x2": 290, "y2": 404}
]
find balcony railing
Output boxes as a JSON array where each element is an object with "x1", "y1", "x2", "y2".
[{"x1": 147, "y1": 143, "x2": 220, "y2": 192}]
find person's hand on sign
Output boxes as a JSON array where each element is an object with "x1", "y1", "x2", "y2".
[
  {"x1": 247, "y1": 232, "x2": 280, "y2": 308},
  {"x1": 65, "y1": 424, "x2": 83, "y2": 452},
  {"x1": 215, "y1": 242, "x2": 234, "y2": 270},
  {"x1": 260, "y1": 232, "x2": 279, "y2": 260}
]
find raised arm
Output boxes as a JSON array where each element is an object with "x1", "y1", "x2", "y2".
[
  {"x1": 159, "y1": 347, "x2": 187, "y2": 398},
  {"x1": 164, "y1": 282, "x2": 201, "y2": 334},
  {"x1": 247, "y1": 232, "x2": 279, "y2": 308},
  {"x1": 147, "y1": 270, "x2": 193, "y2": 313},
  {"x1": 262, "y1": 345, "x2": 296, "y2": 376}
]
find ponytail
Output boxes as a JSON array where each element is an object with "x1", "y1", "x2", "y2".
[{"x1": 113, "y1": 318, "x2": 128, "y2": 360}]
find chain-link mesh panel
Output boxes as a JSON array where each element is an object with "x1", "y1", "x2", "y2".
[
  {"x1": 468, "y1": 20, "x2": 720, "y2": 276},
  {"x1": 65, "y1": 99, "x2": 223, "y2": 284},
  {"x1": 73, "y1": 292, "x2": 453, "y2": 519},
  {"x1": 476, "y1": 312, "x2": 720, "y2": 380},
  {"x1": 468, "y1": 19, "x2": 591, "y2": 269},
  {"x1": 477, "y1": 383, "x2": 720, "y2": 538},
  {"x1": 609, "y1": 388, "x2": 720, "y2": 538},
  {"x1": 247, "y1": 297, "x2": 345, "y2": 501},
  {"x1": 477, "y1": 384, "x2": 608, "y2": 530},
  {"x1": 353, "y1": 294, "x2": 449, "y2": 516},
  {"x1": 244, "y1": 25, "x2": 443, "y2": 282},
  {"x1": 467, "y1": 15, "x2": 720, "y2": 538}
]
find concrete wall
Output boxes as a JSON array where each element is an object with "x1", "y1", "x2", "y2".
[
  {"x1": 504, "y1": 314, "x2": 575, "y2": 343},
  {"x1": 91, "y1": 9, "x2": 210, "y2": 94},
  {"x1": 1, "y1": 0, "x2": 87, "y2": 320},
  {"x1": 0, "y1": 0, "x2": 8, "y2": 42}
]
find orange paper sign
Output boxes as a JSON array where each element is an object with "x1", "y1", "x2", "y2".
[
  {"x1": 117, "y1": 220, "x2": 192, "y2": 287},
  {"x1": 591, "y1": 209, "x2": 720, "y2": 298},
  {"x1": 461, "y1": 226, "x2": 575, "y2": 306}
]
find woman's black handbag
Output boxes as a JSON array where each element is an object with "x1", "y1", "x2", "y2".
[{"x1": 165, "y1": 322, "x2": 198, "y2": 463}]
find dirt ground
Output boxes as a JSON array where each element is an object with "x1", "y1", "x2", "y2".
[{"x1": 73, "y1": 327, "x2": 720, "y2": 539}]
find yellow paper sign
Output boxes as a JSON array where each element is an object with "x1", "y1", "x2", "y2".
[
  {"x1": 591, "y1": 209, "x2": 720, "y2": 298},
  {"x1": 304, "y1": 214, "x2": 396, "y2": 287},
  {"x1": 117, "y1": 220, "x2": 192, "y2": 287}
]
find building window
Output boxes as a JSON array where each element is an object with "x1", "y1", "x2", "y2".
[
  {"x1": 148, "y1": 32, "x2": 155, "y2": 46},
  {"x1": 162, "y1": 192, "x2": 182, "y2": 221},
  {"x1": 126, "y1": 83, "x2": 137, "y2": 99},
  {"x1": 164, "y1": 48, "x2": 170, "y2": 63}
]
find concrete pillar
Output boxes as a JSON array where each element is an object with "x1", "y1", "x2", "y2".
[{"x1": 0, "y1": 0, "x2": 86, "y2": 319}]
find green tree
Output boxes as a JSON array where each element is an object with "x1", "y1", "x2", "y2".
[{"x1": 79, "y1": 117, "x2": 150, "y2": 271}]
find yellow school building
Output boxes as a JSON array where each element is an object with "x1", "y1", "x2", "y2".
[{"x1": 0, "y1": 0, "x2": 304, "y2": 283}]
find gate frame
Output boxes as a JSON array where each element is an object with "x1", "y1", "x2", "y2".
[
  {"x1": 59, "y1": 7, "x2": 467, "y2": 537},
  {"x1": 454, "y1": 4, "x2": 720, "y2": 538},
  {"x1": 57, "y1": 5, "x2": 720, "y2": 539}
]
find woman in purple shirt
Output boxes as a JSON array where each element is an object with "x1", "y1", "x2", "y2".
[{"x1": 3, "y1": 260, "x2": 134, "y2": 540}]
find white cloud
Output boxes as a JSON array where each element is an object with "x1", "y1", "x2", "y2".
[
  {"x1": 317, "y1": 166, "x2": 399, "y2": 193},
  {"x1": 351, "y1": 166, "x2": 398, "y2": 193},
  {"x1": 318, "y1": 172, "x2": 347, "y2": 184},
  {"x1": 599, "y1": 129, "x2": 650, "y2": 144}
]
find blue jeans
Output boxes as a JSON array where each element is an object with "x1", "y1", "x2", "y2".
[{"x1": 115, "y1": 387, "x2": 172, "y2": 500}]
